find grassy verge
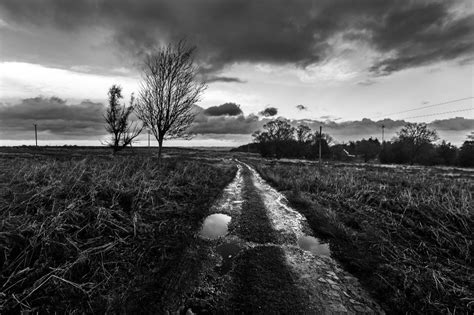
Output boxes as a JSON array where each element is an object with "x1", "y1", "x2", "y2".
[
  {"x1": 249, "y1": 160, "x2": 473, "y2": 314},
  {"x1": 0, "y1": 154, "x2": 236, "y2": 313}
]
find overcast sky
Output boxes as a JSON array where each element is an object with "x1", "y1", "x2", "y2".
[{"x1": 0, "y1": 0, "x2": 473, "y2": 146}]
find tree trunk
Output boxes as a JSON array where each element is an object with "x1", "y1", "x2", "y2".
[{"x1": 158, "y1": 137, "x2": 163, "y2": 165}]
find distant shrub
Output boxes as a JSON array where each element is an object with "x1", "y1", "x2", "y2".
[{"x1": 458, "y1": 140, "x2": 474, "y2": 167}]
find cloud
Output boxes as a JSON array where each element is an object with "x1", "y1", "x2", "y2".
[
  {"x1": 296, "y1": 104, "x2": 307, "y2": 111},
  {"x1": 368, "y1": 2, "x2": 474, "y2": 75},
  {"x1": 189, "y1": 114, "x2": 261, "y2": 135},
  {"x1": 205, "y1": 76, "x2": 246, "y2": 84},
  {"x1": 319, "y1": 115, "x2": 341, "y2": 121},
  {"x1": 190, "y1": 102, "x2": 261, "y2": 134},
  {"x1": 0, "y1": 97, "x2": 105, "y2": 140},
  {"x1": 203, "y1": 102, "x2": 243, "y2": 116},
  {"x1": 0, "y1": 0, "x2": 472, "y2": 76},
  {"x1": 429, "y1": 117, "x2": 474, "y2": 131},
  {"x1": 259, "y1": 107, "x2": 278, "y2": 117},
  {"x1": 281, "y1": 117, "x2": 474, "y2": 145},
  {"x1": 1, "y1": 96, "x2": 472, "y2": 146}
]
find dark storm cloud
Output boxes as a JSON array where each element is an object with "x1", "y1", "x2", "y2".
[
  {"x1": 190, "y1": 103, "x2": 260, "y2": 134},
  {"x1": 0, "y1": 97, "x2": 105, "y2": 140},
  {"x1": 189, "y1": 114, "x2": 261, "y2": 135},
  {"x1": 203, "y1": 103, "x2": 243, "y2": 116},
  {"x1": 429, "y1": 117, "x2": 474, "y2": 131},
  {"x1": 259, "y1": 107, "x2": 278, "y2": 117},
  {"x1": 296, "y1": 105, "x2": 307, "y2": 111},
  {"x1": 1, "y1": 0, "x2": 472, "y2": 75},
  {"x1": 368, "y1": 2, "x2": 474, "y2": 75}
]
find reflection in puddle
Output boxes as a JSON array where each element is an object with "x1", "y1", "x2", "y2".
[
  {"x1": 216, "y1": 239, "x2": 243, "y2": 273},
  {"x1": 200, "y1": 213, "x2": 232, "y2": 239},
  {"x1": 297, "y1": 236, "x2": 331, "y2": 256}
]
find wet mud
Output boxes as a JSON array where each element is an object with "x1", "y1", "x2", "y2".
[{"x1": 188, "y1": 160, "x2": 383, "y2": 314}]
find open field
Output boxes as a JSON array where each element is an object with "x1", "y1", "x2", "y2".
[
  {"x1": 0, "y1": 146, "x2": 472, "y2": 313},
  {"x1": 245, "y1": 157, "x2": 473, "y2": 314},
  {"x1": 0, "y1": 147, "x2": 236, "y2": 313}
]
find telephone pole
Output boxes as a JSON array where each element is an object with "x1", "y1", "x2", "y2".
[
  {"x1": 318, "y1": 125, "x2": 322, "y2": 170},
  {"x1": 34, "y1": 124, "x2": 38, "y2": 147},
  {"x1": 148, "y1": 130, "x2": 150, "y2": 147}
]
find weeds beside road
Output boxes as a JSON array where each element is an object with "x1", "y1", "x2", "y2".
[{"x1": 250, "y1": 160, "x2": 473, "y2": 314}]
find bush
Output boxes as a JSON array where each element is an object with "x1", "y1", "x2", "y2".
[{"x1": 458, "y1": 140, "x2": 474, "y2": 167}]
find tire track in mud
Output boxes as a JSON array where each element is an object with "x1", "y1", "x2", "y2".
[
  {"x1": 242, "y1": 161, "x2": 384, "y2": 314},
  {"x1": 235, "y1": 165, "x2": 278, "y2": 244},
  {"x1": 186, "y1": 160, "x2": 384, "y2": 314}
]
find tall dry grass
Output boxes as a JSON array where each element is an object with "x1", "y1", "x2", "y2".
[
  {"x1": 0, "y1": 155, "x2": 235, "y2": 313},
  {"x1": 252, "y1": 161, "x2": 473, "y2": 314}
]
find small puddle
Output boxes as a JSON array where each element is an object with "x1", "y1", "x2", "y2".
[
  {"x1": 199, "y1": 213, "x2": 232, "y2": 239},
  {"x1": 216, "y1": 239, "x2": 243, "y2": 273},
  {"x1": 297, "y1": 236, "x2": 331, "y2": 256}
]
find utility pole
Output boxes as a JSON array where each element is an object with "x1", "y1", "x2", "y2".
[
  {"x1": 34, "y1": 124, "x2": 38, "y2": 147},
  {"x1": 148, "y1": 130, "x2": 150, "y2": 147},
  {"x1": 319, "y1": 125, "x2": 322, "y2": 170}
]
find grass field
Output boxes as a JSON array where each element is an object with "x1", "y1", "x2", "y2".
[
  {"x1": 0, "y1": 147, "x2": 236, "y2": 313},
  {"x1": 246, "y1": 158, "x2": 473, "y2": 314},
  {"x1": 1, "y1": 146, "x2": 472, "y2": 313}
]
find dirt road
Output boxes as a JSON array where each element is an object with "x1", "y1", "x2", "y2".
[{"x1": 183, "y1": 160, "x2": 384, "y2": 314}]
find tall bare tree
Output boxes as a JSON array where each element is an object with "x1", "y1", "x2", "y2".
[
  {"x1": 104, "y1": 85, "x2": 143, "y2": 153},
  {"x1": 397, "y1": 122, "x2": 438, "y2": 164},
  {"x1": 135, "y1": 41, "x2": 206, "y2": 160}
]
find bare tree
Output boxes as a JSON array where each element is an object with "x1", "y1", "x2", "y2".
[
  {"x1": 252, "y1": 119, "x2": 295, "y2": 143},
  {"x1": 296, "y1": 124, "x2": 311, "y2": 143},
  {"x1": 135, "y1": 41, "x2": 206, "y2": 160},
  {"x1": 104, "y1": 85, "x2": 143, "y2": 153},
  {"x1": 311, "y1": 131, "x2": 333, "y2": 145},
  {"x1": 397, "y1": 122, "x2": 438, "y2": 164}
]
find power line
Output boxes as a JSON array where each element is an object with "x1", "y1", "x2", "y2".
[
  {"x1": 373, "y1": 96, "x2": 473, "y2": 119},
  {"x1": 399, "y1": 108, "x2": 472, "y2": 120}
]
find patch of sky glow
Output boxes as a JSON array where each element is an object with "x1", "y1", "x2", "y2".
[
  {"x1": 299, "y1": 32, "x2": 383, "y2": 84},
  {"x1": 0, "y1": 62, "x2": 139, "y2": 102},
  {"x1": 298, "y1": 58, "x2": 359, "y2": 82},
  {"x1": 250, "y1": 32, "x2": 385, "y2": 86},
  {"x1": 201, "y1": 81, "x2": 263, "y2": 112},
  {"x1": 0, "y1": 134, "x2": 252, "y2": 147},
  {"x1": 448, "y1": 0, "x2": 474, "y2": 19},
  {"x1": 0, "y1": 18, "x2": 8, "y2": 28}
]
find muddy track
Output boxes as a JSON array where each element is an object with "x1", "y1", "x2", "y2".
[{"x1": 184, "y1": 160, "x2": 384, "y2": 314}]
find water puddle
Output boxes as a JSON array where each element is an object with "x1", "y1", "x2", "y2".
[
  {"x1": 216, "y1": 239, "x2": 243, "y2": 273},
  {"x1": 297, "y1": 236, "x2": 331, "y2": 256},
  {"x1": 199, "y1": 213, "x2": 232, "y2": 239}
]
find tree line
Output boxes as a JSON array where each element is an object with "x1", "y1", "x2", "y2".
[{"x1": 237, "y1": 120, "x2": 473, "y2": 167}]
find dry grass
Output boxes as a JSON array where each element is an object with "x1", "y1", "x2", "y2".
[
  {"x1": 0, "y1": 153, "x2": 236, "y2": 313},
  {"x1": 250, "y1": 160, "x2": 473, "y2": 314}
]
